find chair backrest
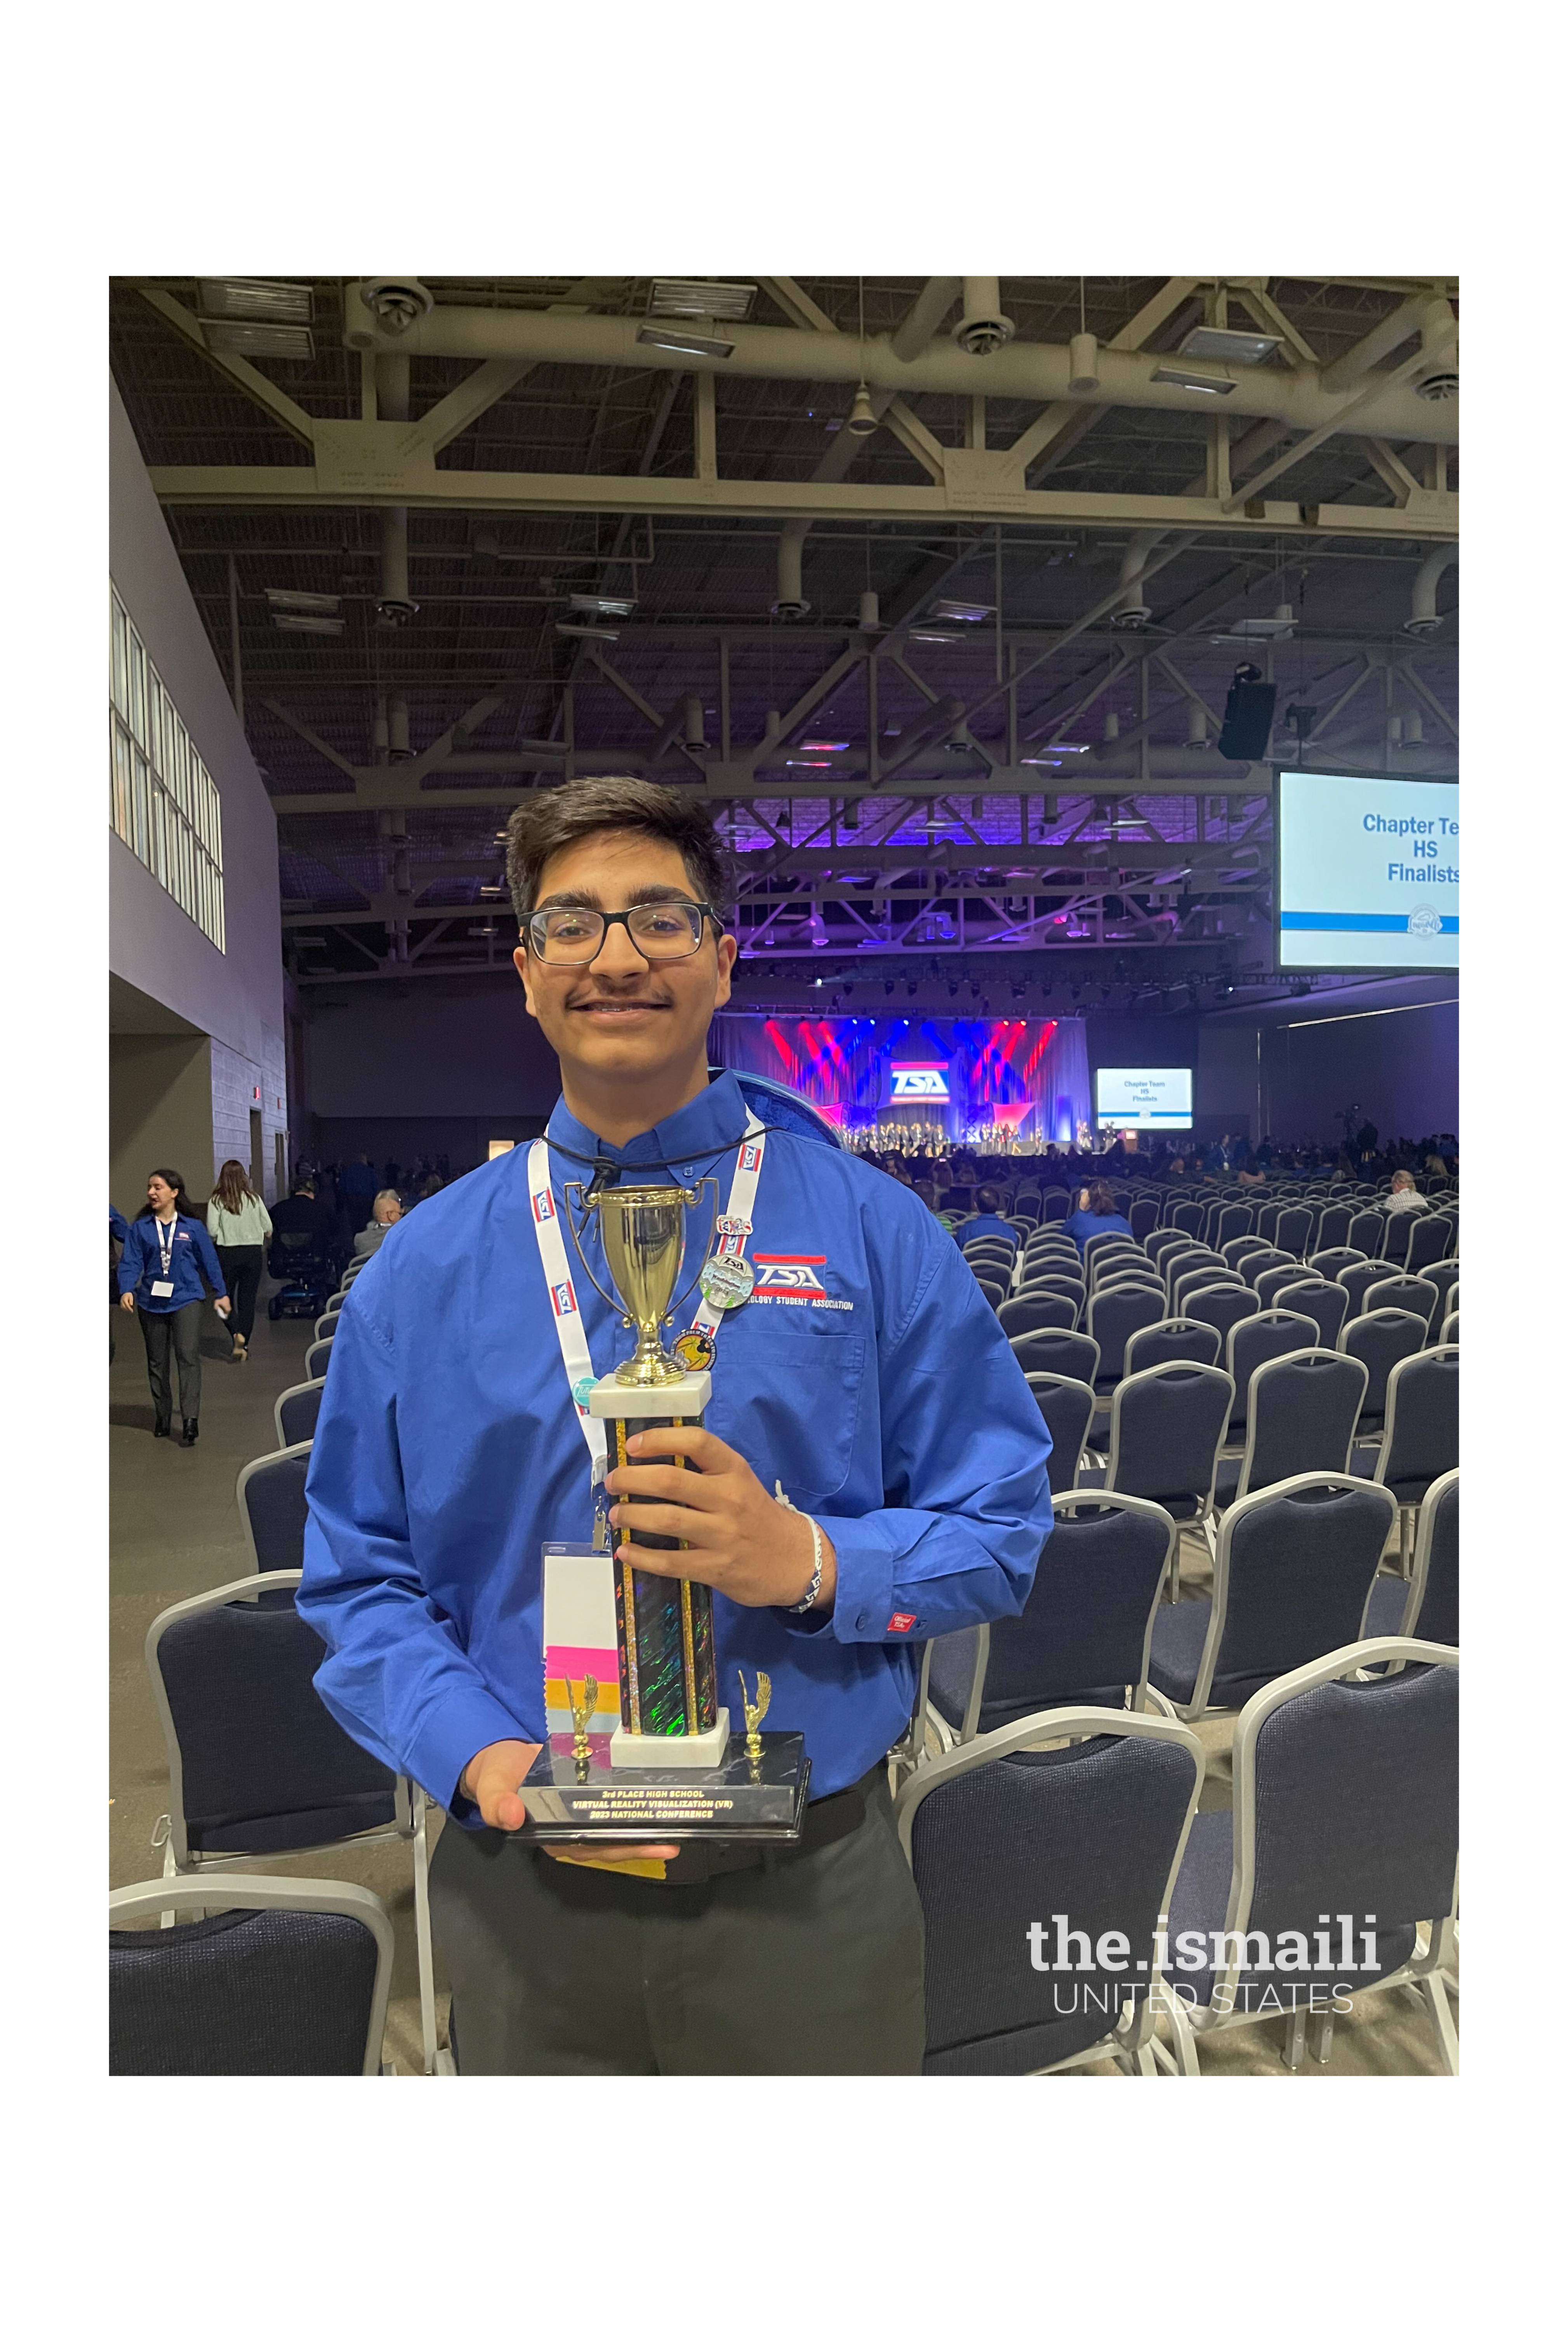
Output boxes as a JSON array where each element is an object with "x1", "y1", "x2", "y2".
[
  {"x1": 144, "y1": 1572, "x2": 401, "y2": 1865},
  {"x1": 1164, "y1": 1248, "x2": 1224, "y2": 1306},
  {"x1": 1362, "y1": 1275, "x2": 1439, "y2": 1328},
  {"x1": 1402, "y1": 1214, "x2": 1453, "y2": 1273},
  {"x1": 1254, "y1": 1202, "x2": 1284, "y2": 1244},
  {"x1": 1012, "y1": 1330, "x2": 1099, "y2": 1384},
  {"x1": 1340, "y1": 1308, "x2": 1428, "y2": 1421},
  {"x1": 1024, "y1": 1373, "x2": 1097, "y2": 1493},
  {"x1": 1309, "y1": 1246, "x2": 1366, "y2": 1285},
  {"x1": 1237, "y1": 1245, "x2": 1293, "y2": 1288},
  {"x1": 1339, "y1": 1257, "x2": 1402, "y2": 1321},
  {"x1": 313, "y1": 1311, "x2": 341, "y2": 1344},
  {"x1": 1225, "y1": 1311, "x2": 1321, "y2": 1430},
  {"x1": 110, "y1": 1874, "x2": 393, "y2": 2076},
  {"x1": 1128, "y1": 1198, "x2": 1159, "y2": 1243},
  {"x1": 1273, "y1": 1277, "x2": 1350, "y2": 1351},
  {"x1": 1189, "y1": 1476, "x2": 1397, "y2": 1715},
  {"x1": 1438, "y1": 1310, "x2": 1458, "y2": 1346},
  {"x1": 1150, "y1": 1231, "x2": 1195, "y2": 1275},
  {"x1": 1015, "y1": 1273, "x2": 1085, "y2": 1309},
  {"x1": 1173, "y1": 1265, "x2": 1243, "y2": 1316},
  {"x1": 968, "y1": 1490, "x2": 1178, "y2": 1725},
  {"x1": 1272, "y1": 1205, "x2": 1315, "y2": 1258},
  {"x1": 1170, "y1": 1202, "x2": 1206, "y2": 1238},
  {"x1": 1408, "y1": 1466, "x2": 1458, "y2": 1644},
  {"x1": 1375, "y1": 1345, "x2": 1459, "y2": 1495},
  {"x1": 1424, "y1": 1259, "x2": 1459, "y2": 1337},
  {"x1": 999, "y1": 1292, "x2": 1076, "y2": 1337},
  {"x1": 1104, "y1": 1362, "x2": 1234, "y2": 1521},
  {"x1": 323, "y1": 1292, "x2": 349, "y2": 1314},
  {"x1": 897, "y1": 1708, "x2": 1204, "y2": 2075},
  {"x1": 1085, "y1": 1286, "x2": 1166, "y2": 1384},
  {"x1": 1346, "y1": 1208, "x2": 1386, "y2": 1257},
  {"x1": 975, "y1": 1277, "x2": 1005, "y2": 1309},
  {"x1": 1215, "y1": 1203, "x2": 1255, "y2": 1246},
  {"x1": 1040, "y1": 1189, "x2": 1071, "y2": 1221},
  {"x1": 1084, "y1": 1229, "x2": 1137, "y2": 1268},
  {"x1": 304, "y1": 1337, "x2": 333, "y2": 1381},
  {"x1": 1124, "y1": 1318, "x2": 1220, "y2": 1377},
  {"x1": 1382, "y1": 1212, "x2": 1421, "y2": 1268},
  {"x1": 1219, "y1": 1234, "x2": 1262, "y2": 1269},
  {"x1": 1234, "y1": 1348, "x2": 1367, "y2": 1499},
  {"x1": 273, "y1": 1379, "x2": 325, "y2": 1452},
  {"x1": 1183, "y1": 1283, "x2": 1263, "y2": 1358},
  {"x1": 1091, "y1": 1266, "x2": 1162, "y2": 1306},
  {"x1": 236, "y1": 1444, "x2": 313, "y2": 1575},
  {"x1": 1312, "y1": 1203, "x2": 1354, "y2": 1252},
  {"x1": 1220, "y1": 1639, "x2": 1458, "y2": 2006}
]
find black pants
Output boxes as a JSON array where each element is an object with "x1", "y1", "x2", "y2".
[
  {"x1": 429, "y1": 1767, "x2": 926, "y2": 2074},
  {"x1": 216, "y1": 1245, "x2": 264, "y2": 1344},
  {"x1": 139, "y1": 1302, "x2": 203, "y2": 1424}
]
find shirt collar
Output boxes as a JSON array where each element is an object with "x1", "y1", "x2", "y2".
[{"x1": 545, "y1": 1069, "x2": 750, "y2": 1179}]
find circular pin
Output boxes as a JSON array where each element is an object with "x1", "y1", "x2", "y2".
[
  {"x1": 672, "y1": 1328, "x2": 718, "y2": 1372},
  {"x1": 697, "y1": 1253, "x2": 756, "y2": 1309},
  {"x1": 572, "y1": 1375, "x2": 598, "y2": 1410}
]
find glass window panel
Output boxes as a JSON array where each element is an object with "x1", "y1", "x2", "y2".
[
  {"x1": 128, "y1": 629, "x2": 146, "y2": 749},
  {"x1": 131, "y1": 751, "x2": 149, "y2": 860},
  {"x1": 111, "y1": 595, "x2": 128, "y2": 717},
  {"x1": 111, "y1": 719, "x2": 131, "y2": 841}
]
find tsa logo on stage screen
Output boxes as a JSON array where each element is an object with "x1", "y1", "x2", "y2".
[{"x1": 887, "y1": 1063, "x2": 951, "y2": 1103}]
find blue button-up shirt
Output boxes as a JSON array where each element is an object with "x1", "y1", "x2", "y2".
[
  {"x1": 297, "y1": 1072, "x2": 1053, "y2": 1812},
  {"x1": 117, "y1": 1213, "x2": 225, "y2": 1311}
]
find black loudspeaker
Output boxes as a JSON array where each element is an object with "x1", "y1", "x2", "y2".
[{"x1": 1217, "y1": 664, "x2": 1278, "y2": 761}]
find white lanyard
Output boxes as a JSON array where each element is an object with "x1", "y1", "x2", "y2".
[
  {"x1": 526, "y1": 1114, "x2": 767, "y2": 1487},
  {"x1": 155, "y1": 1216, "x2": 178, "y2": 1278}
]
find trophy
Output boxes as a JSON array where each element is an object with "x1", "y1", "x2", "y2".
[{"x1": 516, "y1": 1173, "x2": 810, "y2": 1843}]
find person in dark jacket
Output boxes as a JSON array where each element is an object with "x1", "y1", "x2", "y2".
[{"x1": 117, "y1": 1168, "x2": 229, "y2": 1444}]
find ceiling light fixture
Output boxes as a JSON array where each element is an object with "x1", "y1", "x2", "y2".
[
  {"x1": 1151, "y1": 363, "x2": 1237, "y2": 396},
  {"x1": 266, "y1": 588, "x2": 341, "y2": 614},
  {"x1": 636, "y1": 325, "x2": 735, "y2": 360},
  {"x1": 933, "y1": 599, "x2": 994, "y2": 623},
  {"x1": 647, "y1": 280, "x2": 756, "y2": 321},
  {"x1": 571, "y1": 593, "x2": 637, "y2": 619},
  {"x1": 203, "y1": 320, "x2": 314, "y2": 359},
  {"x1": 845, "y1": 381, "x2": 877, "y2": 436},
  {"x1": 199, "y1": 278, "x2": 313, "y2": 324},
  {"x1": 909, "y1": 628, "x2": 962, "y2": 645},
  {"x1": 1178, "y1": 325, "x2": 1280, "y2": 365},
  {"x1": 271, "y1": 614, "x2": 344, "y2": 636},
  {"x1": 555, "y1": 621, "x2": 620, "y2": 641}
]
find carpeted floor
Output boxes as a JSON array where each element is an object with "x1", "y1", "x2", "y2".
[{"x1": 109, "y1": 1284, "x2": 1453, "y2": 2078}]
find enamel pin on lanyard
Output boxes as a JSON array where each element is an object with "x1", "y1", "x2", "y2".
[{"x1": 527, "y1": 1118, "x2": 768, "y2": 1544}]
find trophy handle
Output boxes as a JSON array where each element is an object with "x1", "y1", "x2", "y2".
[
  {"x1": 561, "y1": 1182, "x2": 632, "y2": 1321},
  {"x1": 664, "y1": 1176, "x2": 721, "y2": 1324}
]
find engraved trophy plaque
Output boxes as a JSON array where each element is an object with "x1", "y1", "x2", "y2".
[{"x1": 516, "y1": 1173, "x2": 810, "y2": 1842}]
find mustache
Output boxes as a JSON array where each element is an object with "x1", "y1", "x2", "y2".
[{"x1": 565, "y1": 984, "x2": 674, "y2": 1009}]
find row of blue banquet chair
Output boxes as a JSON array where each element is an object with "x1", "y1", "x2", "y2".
[{"x1": 113, "y1": 1241, "x2": 1457, "y2": 2076}]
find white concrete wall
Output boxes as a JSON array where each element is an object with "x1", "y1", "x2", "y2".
[{"x1": 109, "y1": 379, "x2": 288, "y2": 1196}]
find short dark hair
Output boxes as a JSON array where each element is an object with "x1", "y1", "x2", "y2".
[
  {"x1": 506, "y1": 776, "x2": 732, "y2": 930},
  {"x1": 975, "y1": 1186, "x2": 1001, "y2": 1213}
]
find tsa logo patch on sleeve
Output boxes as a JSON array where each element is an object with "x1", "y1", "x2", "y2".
[{"x1": 887, "y1": 1611, "x2": 919, "y2": 1634}]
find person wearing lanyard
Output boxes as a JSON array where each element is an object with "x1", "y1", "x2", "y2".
[
  {"x1": 297, "y1": 775, "x2": 1053, "y2": 2075},
  {"x1": 118, "y1": 1168, "x2": 230, "y2": 1444}
]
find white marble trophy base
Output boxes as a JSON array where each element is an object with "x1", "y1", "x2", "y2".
[
  {"x1": 610, "y1": 1709, "x2": 732, "y2": 1769},
  {"x1": 588, "y1": 1369, "x2": 713, "y2": 1421}
]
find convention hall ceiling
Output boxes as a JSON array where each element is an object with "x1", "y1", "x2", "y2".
[{"x1": 109, "y1": 274, "x2": 1457, "y2": 1010}]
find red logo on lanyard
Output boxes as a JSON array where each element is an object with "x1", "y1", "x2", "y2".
[
  {"x1": 533, "y1": 1187, "x2": 556, "y2": 1223},
  {"x1": 741, "y1": 1142, "x2": 762, "y2": 1173},
  {"x1": 552, "y1": 1279, "x2": 577, "y2": 1318}
]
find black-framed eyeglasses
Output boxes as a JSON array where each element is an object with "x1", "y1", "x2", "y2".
[{"x1": 521, "y1": 899, "x2": 718, "y2": 965}]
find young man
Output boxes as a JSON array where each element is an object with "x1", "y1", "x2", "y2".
[{"x1": 297, "y1": 776, "x2": 1053, "y2": 2075}]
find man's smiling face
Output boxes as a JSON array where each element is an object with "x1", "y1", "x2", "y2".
[{"x1": 514, "y1": 829, "x2": 737, "y2": 1091}]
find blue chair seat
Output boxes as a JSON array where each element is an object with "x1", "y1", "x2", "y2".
[{"x1": 1146, "y1": 1597, "x2": 1213, "y2": 1705}]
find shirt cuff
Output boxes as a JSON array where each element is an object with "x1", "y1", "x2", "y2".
[
  {"x1": 790, "y1": 1513, "x2": 906, "y2": 1645},
  {"x1": 410, "y1": 1685, "x2": 537, "y2": 1812}
]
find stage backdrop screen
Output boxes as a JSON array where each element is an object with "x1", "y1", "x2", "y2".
[
  {"x1": 1095, "y1": 1067, "x2": 1192, "y2": 1130},
  {"x1": 1277, "y1": 769, "x2": 1458, "y2": 970}
]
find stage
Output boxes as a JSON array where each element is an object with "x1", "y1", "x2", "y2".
[{"x1": 710, "y1": 1013, "x2": 1092, "y2": 1146}]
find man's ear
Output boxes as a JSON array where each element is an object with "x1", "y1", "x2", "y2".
[
  {"x1": 713, "y1": 930, "x2": 738, "y2": 1010},
  {"x1": 513, "y1": 943, "x2": 538, "y2": 1018}
]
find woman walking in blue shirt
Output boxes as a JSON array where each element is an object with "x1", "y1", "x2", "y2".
[{"x1": 118, "y1": 1168, "x2": 229, "y2": 1444}]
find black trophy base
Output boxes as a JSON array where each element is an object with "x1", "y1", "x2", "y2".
[{"x1": 512, "y1": 1732, "x2": 810, "y2": 1843}]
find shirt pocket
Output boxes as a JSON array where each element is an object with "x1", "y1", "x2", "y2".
[{"x1": 709, "y1": 1328, "x2": 867, "y2": 1505}]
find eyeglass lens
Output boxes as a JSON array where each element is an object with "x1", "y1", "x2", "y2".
[{"x1": 533, "y1": 903, "x2": 705, "y2": 962}]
